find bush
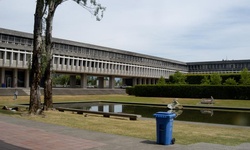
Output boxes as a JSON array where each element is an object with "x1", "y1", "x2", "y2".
[{"x1": 126, "y1": 85, "x2": 250, "y2": 100}]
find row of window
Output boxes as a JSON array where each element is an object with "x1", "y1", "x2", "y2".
[
  {"x1": 189, "y1": 63, "x2": 250, "y2": 71},
  {"x1": 53, "y1": 56, "x2": 167, "y2": 72},
  {"x1": 0, "y1": 51, "x2": 31, "y2": 61},
  {"x1": 0, "y1": 33, "x2": 187, "y2": 71}
]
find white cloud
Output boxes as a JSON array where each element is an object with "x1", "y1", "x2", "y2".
[{"x1": 0, "y1": 0, "x2": 250, "y2": 62}]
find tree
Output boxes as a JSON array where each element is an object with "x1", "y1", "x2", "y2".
[
  {"x1": 239, "y1": 68, "x2": 250, "y2": 85},
  {"x1": 42, "y1": 0, "x2": 106, "y2": 110},
  {"x1": 157, "y1": 76, "x2": 166, "y2": 85},
  {"x1": 54, "y1": 74, "x2": 70, "y2": 86},
  {"x1": 201, "y1": 76, "x2": 210, "y2": 85},
  {"x1": 223, "y1": 78, "x2": 237, "y2": 85},
  {"x1": 29, "y1": 0, "x2": 46, "y2": 114},
  {"x1": 171, "y1": 71, "x2": 186, "y2": 84},
  {"x1": 210, "y1": 73, "x2": 222, "y2": 85}
]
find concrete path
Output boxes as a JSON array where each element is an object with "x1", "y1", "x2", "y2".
[{"x1": 0, "y1": 115, "x2": 249, "y2": 150}]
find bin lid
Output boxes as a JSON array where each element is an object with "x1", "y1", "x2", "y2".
[{"x1": 153, "y1": 112, "x2": 176, "y2": 118}]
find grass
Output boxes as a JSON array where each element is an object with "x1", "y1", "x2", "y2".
[{"x1": 1, "y1": 95, "x2": 250, "y2": 145}]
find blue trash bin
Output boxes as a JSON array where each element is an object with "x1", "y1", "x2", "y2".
[{"x1": 154, "y1": 112, "x2": 176, "y2": 145}]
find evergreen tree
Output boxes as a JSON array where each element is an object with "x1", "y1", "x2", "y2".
[
  {"x1": 210, "y1": 73, "x2": 222, "y2": 85},
  {"x1": 172, "y1": 71, "x2": 186, "y2": 84},
  {"x1": 201, "y1": 76, "x2": 210, "y2": 85},
  {"x1": 239, "y1": 68, "x2": 250, "y2": 85},
  {"x1": 157, "y1": 76, "x2": 166, "y2": 85}
]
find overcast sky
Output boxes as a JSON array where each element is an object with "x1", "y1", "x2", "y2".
[{"x1": 1, "y1": 0, "x2": 250, "y2": 62}]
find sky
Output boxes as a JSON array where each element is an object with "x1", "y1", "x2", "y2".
[{"x1": 1, "y1": 0, "x2": 250, "y2": 62}]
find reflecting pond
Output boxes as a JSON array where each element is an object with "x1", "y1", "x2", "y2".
[{"x1": 54, "y1": 102, "x2": 250, "y2": 127}]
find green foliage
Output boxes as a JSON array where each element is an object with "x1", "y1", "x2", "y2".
[
  {"x1": 127, "y1": 85, "x2": 250, "y2": 100},
  {"x1": 157, "y1": 76, "x2": 166, "y2": 85},
  {"x1": 239, "y1": 68, "x2": 250, "y2": 85},
  {"x1": 126, "y1": 87, "x2": 135, "y2": 95},
  {"x1": 53, "y1": 75, "x2": 70, "y2": 86},
  {"x1": 224, "y1": 78, "x2": 238, "y2": 85},
  {"x1": 186, "y1": 73, "x2": 241, "y2": 85},
  {"x1": 201, "y1": 76, "x2": 210, "y2": 85},
  {"x1": 210, "y1": 73, "x2": 222, "y2": 85},
  {"x1": 171, "y1": 71, "x2": 186, "y2": 84}
]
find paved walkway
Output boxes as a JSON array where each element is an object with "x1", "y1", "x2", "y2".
[{"x1": 0, "y1": 115, "x2": 249, "y2": 150}]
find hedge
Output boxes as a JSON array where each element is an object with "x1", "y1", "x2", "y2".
[
  {"x1": 126, "y1": 85, "x2": 250, "y2": 100},
  {"x1": 169, "y1": 73, "x2": 241, "y2": 84}
]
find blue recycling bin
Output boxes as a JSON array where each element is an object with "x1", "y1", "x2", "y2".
[{"x1": 154, "y1": 112, "x2": 176, "y2": 145}]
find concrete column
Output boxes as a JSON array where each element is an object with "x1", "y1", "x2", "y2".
[
  {"x1": 13, "y1": 69, "x2": 18, "y2": 87},
  {"x1": 70, "y1": 75, "x2": 76, "y2": 88},
  {"x1": 76, "y1": 59, "x2": 79, "y2": 70},
  {"x1": 57, "y1": 57, "x2": 60, "y2": 69},
  {"x1": 17, "y1": 51, "x2": 20, "y2": 66},
  {"x1": 98, "y1": 77, "x2": 104, "y2": 88},
  {"x1": 25, "y1": 69, "x2": 29, "y2": 88},
  {"x1": 148, "y1": 78, "x2": 152, "y2": 85},
  {"x1": 62, "y1": 57, "x2": 65, "y2": 70},
  {"x1": 3, "y1": 51, "x2": 6, "y2": 64},
  {"x1": 109, "y1": 76, "x2": 115, "y2": 89},
  {"x1": 104, "y1": 62, "x2": 107, "y2": 72},
  {"x1": 80, "y1": 73, "x2": 87, "y2": 89},
  {"x1": 109, "y1": 104, "x2": 115, "y2": 112},
  {"x1": 67, "y1": 58, "x2": 70, "y2": 69},
  {"x1": 132, "y1": 78, "x2": 137, "y2": 86},
  {"x1": 143, "y1": 78, "x2": 147, "y2": 84},
  {"x1": 152, "y1": 78, "x2": 156, "y2": 85},
  {"x1": 138, "y1": 78, "x2": 142, "y2": 85},
  {"x1": 1, "y1": 68, "x2": 5, "y2": 86},
  {"x1": 23, "y1": 52, "x2": 26, "y2": 66}
]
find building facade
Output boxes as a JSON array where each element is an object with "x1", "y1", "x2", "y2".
[
  {"x1": 1, "y1": 28, "x2": 250, "y2": 88},
  {"x1": 0, "y1": 28, "x2": 187, "y2": 88}
]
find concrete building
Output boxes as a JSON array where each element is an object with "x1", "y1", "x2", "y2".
[
  {"x1": 187, "y1": 60, "x2": 250, "y2": 74},
  {"x1": 0, "y1": 28, "x2": 187, "y2": 88},
  {"x1": 1, "y1": 27, "x2": 250, "y2": 89}
]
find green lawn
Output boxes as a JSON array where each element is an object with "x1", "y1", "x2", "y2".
[{"x1": 1, "y1": 95, "x2": 250, "y2": 146}]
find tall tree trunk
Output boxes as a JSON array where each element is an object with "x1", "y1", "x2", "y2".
[
  {"x1": 43, "y1": 0, "x2": 61, "y2": 110},
  {"x1": 29, "y1": 0, "x2": 45, "y2": 114}
]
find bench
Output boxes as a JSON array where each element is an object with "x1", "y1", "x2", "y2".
[
  {"x1": 200, "y1": 96, "x2": 215, "y2": 104},
  {"x1": 56, "y1": 107, "x2": 141, "y2": 121}
]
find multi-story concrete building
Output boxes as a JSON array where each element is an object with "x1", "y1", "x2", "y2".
[
  {"x1": 1, "y1": 27, "x2": 250, "y2": 88},
  {"x1": 0, "y1": 28, "x2": 187, "y2": 88},
  {"x1": 187, "y1": 60, "x2": 250, "y2": 74}
]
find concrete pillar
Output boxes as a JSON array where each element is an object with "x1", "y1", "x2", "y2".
[
  {"x1": 67, "y1": 58, "x2": 70, "y2": 69},
  {"x1": 17, "y1": 51, "x2": 20, "y2": 66},
  {"x1": 25, "y1": 69, "x2": 29, "y2": 88},
  {"x1": 148, "y1": 78, "x2": 152, "y2": 85},
  {"x1": 109, "y1": 104, "x2": 115, "y2": 112},
  {"x1": 109, "y1": 76, "x2": 115, "y2": 89},
  {"x1": 3, "y1": 51, "x2": 6, "y2": 64},
  {"x1": 143, "y1": 78, "x2": 147, "y2": 84},
  {"x1": 138, "y1": 78, "x2": 142, "y2": 85},
  {"x1": 13, "y1": 69, "x2": 18, "y2": 87},
  {"x1": 81, "y1": 73, "x2": 87, "y2": 89},
  {"x1": 23, "y1": 52, "x2": 26, "y2": 66},
  {"x1": 152, "y1": 78, "x2": 156, "y2": 85},
  {"x1": 76, "y1": 59, "x2": 79, "y2": 70},
  {"x1": 133, "y1": 78, "x2": 137, "y2": 86},
  {"x1": 98, "y1": 77, "x2": 104, "y2": 88},
  {"x1": 57, "y1": 57, "x2": 60, "y2": 69},
  {"x1": 70, "y1": 75, "x2": 76, "y2": 88},
  {"x1": 1, "y1": 68, "x2": 5, "y2": 86}
]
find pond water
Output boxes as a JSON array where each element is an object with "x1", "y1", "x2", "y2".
[{"x1": 54, "y1": 102, "x2": 250, "y2": 127}]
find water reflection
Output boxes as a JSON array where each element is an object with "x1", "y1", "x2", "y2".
[
  {"x1": 167, "y1": 109, "x2": 183, "y2": 118},
  {"x1": 200, "y1": 109, "x2": 214, "y2": 116},
  {"x1": 54, "y1": 102, "x2": 250, "y2": 126}
]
